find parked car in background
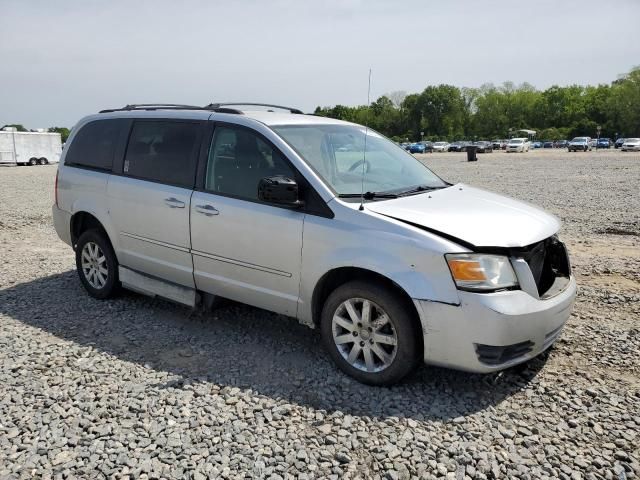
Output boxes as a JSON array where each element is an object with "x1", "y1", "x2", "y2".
[
  {"x1": 621, "y1": 138, "x2": 640, "y2": 151},
  {"x1": 421, "y1": 141, "x2": 434, "y2": 153},
  {"x1": 532, "y1": 141, "x2": 543, "y2": 149},
  {"x1": 474, "y1": 141, "x2": 493, "y2": 153},
  {"x1": 614, "y1": 138, "x2": 625, "y2": 149},
  {"x1": 432, "y1": 141, "x2": 450, "y2": 152},
  {"x1": 543, "y1": 141, "x2": 554, "y2": 148},
  {"x1": 491, "y1": 140, "x2": 505, "y2": 150},
  {"x1": 506, "y1": 138, "x2": 530, "y2": 153},
  {"x1": 596, "y1": 138, "x2": 611, "y2": 149},
  {"x1": 448, "y1": 141, "x2": 468, "y2": 152},
  {"x1": 568, "y1": 137, "x2": 592, "y2": 152},
  {"x1": 588, "y1": 139, "x2": 597, "y2": 148},
  {"x1": 409, "y1": 142, "x2": 429, "y2": 154},
  {"x1": 554, "y1": 140, "x2": 569, "y2": 148},
  {"x1": 52, "y1": 102, "x2": 576, "y2": 385}
]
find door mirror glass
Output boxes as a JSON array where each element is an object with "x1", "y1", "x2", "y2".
[{"x1": 258, "y1": 175, "x2": 302, "y2": 207}]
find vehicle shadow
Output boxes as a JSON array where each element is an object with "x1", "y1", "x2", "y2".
[{"x1": 0, "y1": 271, "x2": 551, "y2": 421}]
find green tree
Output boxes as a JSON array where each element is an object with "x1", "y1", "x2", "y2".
[
  {"x1": 49, "y1": 127, "x2": 71, "y2": 142},
  {"x1": 607, "y1": 67, "x2": 640, "y2": 137}
]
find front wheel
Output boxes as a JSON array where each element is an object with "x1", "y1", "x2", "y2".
[
  {"x1": 75, "y1": 229, "x2": 120, "y2": 299},
  {"x1": 320, "y1": 281, "x2": 420, "y2": 386}
]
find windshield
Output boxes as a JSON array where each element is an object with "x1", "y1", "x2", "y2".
[
  {"x1": 434, "y1": 142, "x2": 447, "y2": 146},
  {"x1": 509, "y1": 139, "x2": 523, "y2": 144},
  {"x1": 272, "y1": 124, "x2": 447, "y2": 196},
  {"x1": 572, "y1": 137, "x2": 588, "y2": 142},
  {"x1": 626, "y1": 138, "x2": 640, "y2": 142}
]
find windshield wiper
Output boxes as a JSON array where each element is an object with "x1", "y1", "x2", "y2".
[
  {"x1": 396, "y1": 185, "x2": 444, "y2": 197},
  {"x1": 338, "y1": 191, "x2": 399, "y2": 200}
]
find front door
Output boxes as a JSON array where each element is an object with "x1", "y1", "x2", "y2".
[
  {"x1": 108, "y1": 119, "x2": 203, "y2": 287},
  {"x1": 190, "y1": 124, "x2": 304, "y2": 316}
]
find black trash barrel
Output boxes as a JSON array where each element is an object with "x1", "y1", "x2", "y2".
[{"x1": 466, "y1": 145, "x2": 478, "y2": 161}]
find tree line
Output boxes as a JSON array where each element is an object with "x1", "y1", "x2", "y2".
[{"x1": 314, "y1": 67, "x2": 640, "y2": 142}]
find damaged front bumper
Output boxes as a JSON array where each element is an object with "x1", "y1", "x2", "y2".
[{"x1": 414, "y1": 275, "x2": 577, "y2": 373}]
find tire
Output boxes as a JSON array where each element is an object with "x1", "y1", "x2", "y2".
[
  {"x1": 75, "y1": 229, "x2": 120, "y2": 299},
  {"x1": 28, "y1": 158, "x2": 38, "y2": 166},
  {"x1": 38, "y1": 157, "x2": 48, "y2": 165},
  {"x1": 320, "y1": 280, "x2": 420, "y2": 386}
]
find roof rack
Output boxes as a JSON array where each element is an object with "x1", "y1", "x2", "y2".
[
  {"x1": 98, "y1": 102, "x2": 305, "y2": 115},
  {"x1": 205, "y1": 103, "x2": 304, "y2": 114},
  {"x1": 99, "y1": 104, "x2": 203, "y2": 113}
]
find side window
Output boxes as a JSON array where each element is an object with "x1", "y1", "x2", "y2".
[
  {"x1": 123, "y1": 121, "x2": 200, "y2": 188},
  {"x1": 65, "y1": 119, "x2": 121, "y2": 170},
  {"x1": 205, "y1": 126, "x2": 295, "y2": 201}
]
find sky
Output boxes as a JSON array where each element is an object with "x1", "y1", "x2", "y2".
[{"x1": 1, "y1": 0, "x2": 639, "y2": 128}]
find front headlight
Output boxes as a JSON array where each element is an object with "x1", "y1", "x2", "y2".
[{"x1": 445, "y1": 253, "x2": 518, "y2": 291}]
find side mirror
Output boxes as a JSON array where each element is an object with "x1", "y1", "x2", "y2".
[{"x1": 258, "y1": 175, "x2": 303, "y2": 208}]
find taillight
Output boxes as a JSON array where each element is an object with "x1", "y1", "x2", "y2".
[{"x1": 54, "y1": 170, "x2": 59, "y2": 207}]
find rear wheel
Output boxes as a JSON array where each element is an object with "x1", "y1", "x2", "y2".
[
  {"x1": 75, "y1": 229, "x2": 120, "y2": 299},
  {"x1": 320, "y1": 281, "x2": 420, "y2": 386},
  {"x1": 38, "y1": 157, "x2": 48, "y2": 165},
  {"x1": 28, "y1": 158, "x2": 38, "y2": 166}
]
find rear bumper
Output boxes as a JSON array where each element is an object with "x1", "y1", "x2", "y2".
[
  {"x1": 414, "y1": 276, "x2": 576, "y2": 373},
  {"x1": 52, "y1": 204, "x2": 72, "y2": 247}
]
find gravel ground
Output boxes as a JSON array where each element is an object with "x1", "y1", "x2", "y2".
[{"x1": 0, "y1": 149, "x2": 639, "y2": 479}]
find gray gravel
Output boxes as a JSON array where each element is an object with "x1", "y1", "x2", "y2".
[{"x1": 0, "y1": 150, "x2": 639, "y2": 479}]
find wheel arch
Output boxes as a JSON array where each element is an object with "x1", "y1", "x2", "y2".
[
  {"x1": 70, "y1": 211, "x2": 114, "y2": 250},
  {"x1": 310, "y1": 267, "x2": 423, "y2": 352}
]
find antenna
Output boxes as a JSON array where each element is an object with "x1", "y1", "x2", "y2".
[{"x1": 358, "y1": 69, "x2": 372, "y2": 211}]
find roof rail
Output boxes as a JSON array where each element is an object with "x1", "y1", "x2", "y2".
[
  {"x1": 205, "y1": 103, "x2": 304, "y2": 114},
  {"x1": 99, "y1": 104, "x2": 203, "y2": 113}
]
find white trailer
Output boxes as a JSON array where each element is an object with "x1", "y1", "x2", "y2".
[{"x1": 0, "y1": 127, "x2": 62, "y2": 166}]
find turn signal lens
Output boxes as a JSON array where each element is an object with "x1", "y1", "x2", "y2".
[
  {"x1": 446, "y1": 253, "x2": 518, "y2": 291},
  {"x1": 447, "y1": 259, "x2": 486, "y2": 281}
]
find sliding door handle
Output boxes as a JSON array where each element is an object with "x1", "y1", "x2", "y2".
[
  {"x1": 164, "y1": 197, "x2": 186, "y2": 208},
  {"x1": 195, "y1": 204, "x2": 219, "y2": 216}
]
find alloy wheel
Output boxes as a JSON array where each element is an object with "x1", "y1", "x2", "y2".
[
  {"x1": 81, "y1": 241, "x2": 108, "y2": 289},
  {"x1": 331, "y1": 298, "x2": 398, "y2": 372}
]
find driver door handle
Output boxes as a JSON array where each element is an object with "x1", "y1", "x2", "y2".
[
  {"x1": 164, "y1": 197, "x2": 185, "y2": 208},
  {"x1": 195, "y1": 204, "x2": 219, "y2": 216}
]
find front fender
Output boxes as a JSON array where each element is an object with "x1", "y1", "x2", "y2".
[{"x1": 298, "y1": 213, "x2": 462, "y2": 326}]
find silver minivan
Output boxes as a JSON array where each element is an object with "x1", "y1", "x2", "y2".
[{"x1": 52, "y1": 103, "x2": 576, "y2": 385}]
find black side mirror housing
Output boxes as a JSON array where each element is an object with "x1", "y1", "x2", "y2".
[{"x1": 258, "y1": 175, "x2": 304, "y2": 208}]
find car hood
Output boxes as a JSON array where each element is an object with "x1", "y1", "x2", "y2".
[{"x1": 367, "y1": 184, "x2": 560, "y2": 248}]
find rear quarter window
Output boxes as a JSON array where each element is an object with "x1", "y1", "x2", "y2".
[{"x1": 64, "y1": 119, "x2": 122, "y2": 170}]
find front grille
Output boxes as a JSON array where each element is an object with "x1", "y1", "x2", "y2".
[
  {"x1": 475, "y1": 341, "x2": 534, "y2": 365},
  {"x1": 517, "y1": 237, "x2": 571, "y2": 297}
]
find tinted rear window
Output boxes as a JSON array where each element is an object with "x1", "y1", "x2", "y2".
[
  {"x1": 65, "y1": 119, "x2": 121, "y2": 170},
  {"x1": 123, "y1": 121, "x2": 201, "y2": 188}
]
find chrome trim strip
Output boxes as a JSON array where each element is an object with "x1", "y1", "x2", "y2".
[
  {"x1": 120, "y1": 232, "x2": 190, "y2": 253},
  {"x1": 191, "y1": 249, "x2": 292, "y2": 278},
  {"x1": 121, "y1": 232, "x2": 292, "y2": 278}
]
